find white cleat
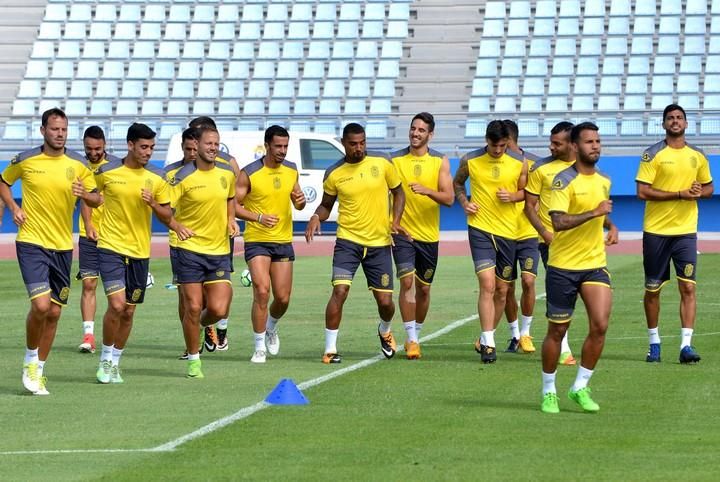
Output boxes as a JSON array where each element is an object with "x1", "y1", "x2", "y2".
[
  {"x1": 34, "y1": 377, "x2": 50, "y2": 396},
  {"x1": 265, "y1": 329, "x2": 280, "y2": 356},
  {"x1": 250, "y1": 350, "x2": 267, "y2": 364},
  {"x1": 22, "y1": 363, "x2": 40, "y2": 394}
]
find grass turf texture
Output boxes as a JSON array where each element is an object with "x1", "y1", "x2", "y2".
[{"x1": 0, "y1": 254, "x2": 718, "y2": 480}]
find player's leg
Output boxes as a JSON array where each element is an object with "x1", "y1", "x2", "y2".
[
  {"x1": 180, "y1": 282, "x2": 205, "y2": 377},
  {"x1": 363, "y1": 245, "x2": 396, "y2": 359},
  {"x1": 489, "y1": 235, "x2": 516, "y2": 361},
  {"x1": 468, "y1": 227, "x2": 498, "y2": 359},
  {"x1": 265, "y1": 254, "x2": 294, "y2": 356},
  {"x1": 672, "y1": 235, "x2": 700, "y2": 363},
  {"x1": 247, "y1": 252, "x2": 272, "y2": 362},
  {"x1": 392, "y1": 234, "x2": 418, "y2": 350},
  {"x1": 517, "y1": 239, "x2": 539, "y2": 353},
  {"x1": 642, "y1": 233, "x2": 672, "y2": 362},
  {"x1": 215, "y1": 235, "x2": 236, "y2": 349},
  {"x1": 323, "y1": 240, "x2": 361, "y2": 363},
  {"x1": 504, "y1": 280, "x2": 520, "y2": 351},
  {"x1": 77, "y1": 236, "x2": 100, "y2": 353},
  {"x1": 410, "y1": 240, "x2": 437, "y2": 359}
]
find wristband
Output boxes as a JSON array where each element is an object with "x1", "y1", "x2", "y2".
[
  {"x1": 257, "y1": 213, "x2": 263, "y2": 223},
  {"x1": 311, "y1": 213, "x2": 320, "y2": 220}
]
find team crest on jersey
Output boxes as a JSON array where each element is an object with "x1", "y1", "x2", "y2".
[
  {"x1": 380, "y1": 273, "x2": 390, "y2": 287},
  {"x1": 491, "y1": 166, "x2": 500, "y2": 179},
  {"x1": 524, "y1": 258, "x2": 534, "y2": 270},
  {"x1": 273, "y1": 176, "x2": 281, "y2": 189},
  {"x1": 371, "y1": 166, "x2": 380, "y2": 178},
  {"x1": 413, "y1": 164, "x2": 422, "y2": 178},
  {"x1": 502, "y1": 266, "x2": 512, "y2": 279},
  {"x1": 131, "y1": 289, "x2": 142, "y2": 302},
  {"x1": 220, "y1": 177, "x2": 227, "y2": 189},
  {"x1": 59, "y1": 287, "x2": 70, "y2": 301},
  {"x1": 424, "y1": 268, "x2": 434, "y2": 280},
  {"x1": 684, "y1": 263, "x2": 694, "y2": 277},
  {"x1": 690, "y1": 156, "x2": 697, "y2": 168},
  {"x1": 144, "y1": 179, "x2": 153, "y2": 190},
  {"x1": 65, "y1": 167, "x2": 75, "y2": 181}
]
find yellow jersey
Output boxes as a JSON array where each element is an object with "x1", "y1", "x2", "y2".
[
  {"x1": 1, "y1": 146, "x2": 96, "y2": 251},
  {"x1": 391, "y1": 147, "x2": 444, "y2": 243},
  {"x1": 164, "y1": 159, "x2": 186, "y2": 248},
  {"x1": 635, "y1": 140, "x2": 712, "y2": 235},
  {"x1": 170, "y1": 162, "x2": 236, "y2": 255},
  {"x1": 95, "y1": 159, "x2": 170, "y2": 259},
  {"x1": 525, "y1": 156, "x2": 576, "y2": 238},
  {"x1": 463, "y1": 147, "x2": 524, "y2": 239},
  {"x1": 242, "y1": 158, "x2": 299, "y2": 244},
  {"x1": 323, "y1": 151, "x2": 402, "y2": 247},
  {"x1": 548, "y1": 166, "x2": 611, "y2": 270},
  {"x1": 78, "y1": 152, "x2": 122, "y2": 238},
  {"x1": 514, "y1": 149, "x2": 540, "y2": 241}
]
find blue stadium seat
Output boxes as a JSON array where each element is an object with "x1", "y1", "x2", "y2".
[
  {"x1": 44, "y1": 79, "x2": 66, "y2": 98},
  {"x1": 168, "y1": 5, "x2": 190, "y2": 22},
  {"x1": 684, "y1": 36, "x2": 705, "y2": 55},
  {"x1": 82, "y1": 41, "x2": 104, "y2": 59},
  {"x1": 504, "y1": 40, "x2": 526, "y2": 57},
  {"x1": 333, "y1": 41, "x2": 354, "y2": 59},
  {"x1": 189, "y1": 23, "x2": 211, "y2": 41},
  {"x1": 315, "y1": 3, "x2": 336, "y2": 21},
  {"x1": 606, "y1": 37, "x2": 629, "y2": 55},
  {"x1": 626, "y1": 76, "x2": 648, "y2": 94},
  {"x1": 302, "y1": 60, "x2": 324, "y2": 78},
  {"x1": 497, "y1": 79, "x2": 518, "y2": 96},
  {"x1": 576, "y1": 57, "x2": 598, "y2": 75},
  {"x1": 31, "y1": 41, "x2": 54, "y2": 59},
  {"x1": 318, "y1": 99, "x2": 341, "y2": 114},
  {"x1": 76, "y1": 60, "x2": 99, "y2": 78},
  {"x1": 116, "y1": 100, "x2": 138, "y2": 116},
  {"x1": 479, "y1": 40, "x2": 501, "y2": 58},
  {"x1": 132, "y1": 41, "x2": 156, "y2": 60},
  {"x1": 157, "y1": 41, "x2": 180, "y2": 59},
  {"x1": 389, "y1": 3, "x2": 410, "y2": 20},
  {"x1": 660, "y1": 0, "x2": 681, "y2": 15},
  {"x1": 50, "y1": 60, "x2": 73, "y2": 79},
  {"x1": 213, "y1": 23, "x2": 235, "y2": 41},
  {"x1": 357, "y1": 41, "x2": 378, "y2": 59},
  {"x1": 247, "y1": 80, "x2": 270, "y2": 98},
  {"x1": 685, "y1": 16, "x2": 706, "y2": 35},
  {"x1": 218, "y1": 4, "x2": 238, "y2": 21},
  {"x1": 201, "y1": 62, "x2": 224, "y2": 80},
  {"x1": 239, "y1": 23, "x2": 261, "y2": 40},
  {"x1": 26, "y1": 60, "x2": 49, "y2": 79},
  {"x1": 165, "y1": 23, "x2": 187, "y2": 41},
  {"x1": 483, "y1": 19, "x2": 505, "y2": 38},
  {"x1": 38, "y1": 23, "x2": 61, "y2": 40},
  {"x1": 526, "y1": 57, "x2": 548, "y2": 76},
  {"x1": 17, "y1": 80, "x2": 42, "y2": 98},
  {"x1": 704, "y1": 94, "x2": 720, "y2": 109},
  {"x1": 353, "y1": 60, "x2": 375, "y2": 78},
  {"x1": 172, "y1": 81, "x2": 194, "y2": 98},
  {"x1": 167, "y1": 100, "x2": 189, "y2": 115},
  {"x1": 545, "y1": 96, "x2": 568, "y2": 111},
  {"x1": 294, "y1": 99, "x2": 315, "y2": 114},
  {"x1": 90, "y1": 100, "x2": 113, "y2": 116},
  {"x1": 602, "y1": 57, "x2": 625, "y2": 75},
  {"x1": 277, "y1": 61, "x2": 299, "y2": 79},
  {"x1": 520, "y1": 96, "x2": 542, "y2": 112},
  {"x1": 509, "y1": 1, "x2": 530, "y2": 18},
  {"x1": 529, "y1": 39, "x2": 551, "y2": 57},
  {"x1": 706, "y1": 74, "x2": 720, "y2": 92},
  {"x1": 623, "y1": 95, "x2": 646, "y2": 110},
  {"x1": 633, "y1": 17, "x2": 655, "y2": 35},
  {"x1": 312, "y1": 21, "x2": 334, "y2": 39},
  {"x1": 180, "y1": 42, "x2": 203, "y2": 59},
  {"x1": 242, "y1": 4, "x2": 263, "y2": 22},
  {"x1": 374, "y1": 79, "x2": 395, "y2": 97},
  {"x1": 196, "y1": 81, "x2": 219, "y2": 99},
  {"x1": 571, "y1": 96, "x2": 593, "y2": 111},
  {"x1": 573, "y1": 77, "x2": 595, "y2": 95},
  {"x1": 267, "y1": 4, "x2": 288, "y2": 21},
  {"x1": 218, "y1": 100, "x2": 240, "y2": 115},
  {"x1": 12, "y1": 100, "x2": 36, "y2": 116},
  {"x1": 269, "y1": 99, "x2": 291, "y2": 115},
  {"x1": 552, "y1": 58, "x2": 574, "y2": 76},
  {"x1": 106, "y1": 41, "x2": 129, "y2": 59},
  {"x1": 337, "y1": 21, "x2": 359, "y2": 39},
  {"x1": 472, "y1": 78, "x2": 494, "y2": 96},
  {"x1": 62, "y1": 23, "x2": 86, "y2": 41},
  {"x1": 193, "y1": 5, "x2": 214, "y2": 22},
  {"x1": 143, "y1": 4, "x2": 165, "y2": 22},
  {"x1": 146, "y1": 80, "x2": 169, "y2": 98},
  {"x1": 344, "y1": 99, "x2": 366, "y2": 114},
  {"x1": 651, "y1": 94, "x2": 673, "y2": 110},
  {"x1": 119, "y1": 4, "x2": 141, "y2": 22},
  {"x1": 88, "y1": 23, "x2": 112, "y2": 40},
  {"x1": 608, "y1": 17, "x2": 629, "y2": 34},
  {"x1": 160, "y1": 123, "x2": 184, "y2": 141},
  {"x1": 628, "y1": 56, "x2": 650, "y2": 74},
  {"x1": 298, "y1": 79, "x2": 320, "y2": 98},
  {"x1": 484, "y1": 1, "x2": 506, "y2": 19},
  {"x1": 141, "y1": 100, "x2": 163, "y2": 115},
  {"x1": 631, "y1": 37, "x2": 653, "y2": 55},
  {"x1": 369, "y1": 99, "x2": 391, "y2": 114},
  {"x1": 559, "y1": 0, "x2": 581, "y2": 17},
  {"x1": 263, "y1": 23, "x2": 285, "y2": 40},
  {"x1": 677, "y1": 75, "x2": 699, "y2": 93},
  {"x1": 95, "y1": 80, "x2": 118, "y2": 98},
  {"x1": 327, "y1": 60, "x2": 350, "y2": 78},
  {"x1": 322, "y1": 79, "x2": 345, "y2": 98},
  {"x1": 288, "y1": 22, "x2": 310, "y2": 40},
  {"x1": 475, "y1": 59, "x2": 497, "y2": 77},
  {"x1": 597, "y1": 96, "x2": 620, "y2": 111},
  {"x1": 348, "y1": 79, "x2": 370, "y2": 97},
  {"x1": 687, "y1": 0, "x2": 707, "y2": 14},
  {"x1": 580, "y1": 38, "x2": 602, "y2": 55},
  {"x1": 114, "y1": 23, "x2": 137, "y2": 41},
  {"x1": 377, "y1": 60, "x2": 399, "y2": 78},
  {"x1": 69, "y1": 80, "x2": 91, "y2": 98},
  {"x1": 139, "y1": 24, "x2": 162, "y2": 41},
  {"x1": 653, "y1": 56, "x2": 676, "y2": 74},
  {"x1": 635, "y1": 2, "x2": 656, "y2": 15},
  {"x1": 523, "y1": 78, "x2": 545, "y2": 96},
  {"x1": 494, "y1": 97, "x2": 516, "y2": 112},
  {"x1": 532, "y1": 18, "x2": 554, "y2": 37},
  {"x1": 4, "y1": 121, "x2": 29, "y2": 140},
  {"x1": 308, "y1": 42, "x2": 330, "y2": 59},
  {"x1": 381, "y1": 41, "x2": 403, "y2": 58},
  {"x1": 272, "y1": 80, "x2": 295, "y2": 98},
  {"x1": 253, "y1": 61, "x2": 275, "y2": 79},
  {"x1": 127, "y1": 60, "x2": 150, "y2": 79},
  {"x1": 468, "y1": 97, "x2": 490, "y2": 112},
  {"x1": 557, "y1": 18, "x2": 579, "y2": 36},
  {"x1": 365, "y1": 120, "x2": 388, "y2": 140},
  {"x1": 153, "y1": 61, "x2": 175, "y2": 80},
  {"x1": 680, "y1": 56, "x2": 702, "y2": 73},
  {"x1": 282, "y1": 41, "x2": 303, "y2": 59},
  {"x1": 120, "y1": 80, "x2": 143, "y2": 98},
  {"x1": 535, "y1": 1, "x2": 557, "y2": 18},
  {"x1": 291, "y1": 3, "x2": 313, "y2": 21},
  {"x1": 599, "y1": 76, "x2": 621, "y2": 94},
  {"x1": 44, "y1": 4, "x2": 66, "y2": 21},
  {"x1": 659, "y1": 16, "x2": 680, "y2": 34},
  {"x1": 363, "y1": 21, "x2": 384, "y2": 39},
  {"x1": 95, "y1": 5, "x2": 116, "y2": 22},
  {"x1": 657, "y1": 37, "x2": 679, "y2": 54},
  {"x1": 340, "y1": 3, "x2": 361, "y2": 20},
  {"x1": 222, "y1": 80, "x2": 244, "y2": 99}
]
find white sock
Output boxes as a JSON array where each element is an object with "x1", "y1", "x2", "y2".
[
  {"x1": 542, "y1": 370, "x2": 557, "y2": 395},
  {"x1": 680, "y1": 328, "x2": 693, "y2": 348},
  {"x1": 378, "y1": 319, "x2": 392, "y2": 334},
  {"x1": 508, "y1": 320, "x2": 520, "y2": 339},
  {"x1": 648, "y1": 327, "x2": 660, "y2": 345},
  {"x1": 561, "y1": 332, "x2": 572, "y2": 353},
  {"x1": 482, "y1": 330, "x2": 495, "y2": 348},
  {"x1": 187, "y1": 352, "x2": 200, "y2": 361},
  {"x1": 101, "y1": 344, "x2": 113, "y2": 362},
  {"x1": 24, "y1": 348, "x2": 39, "y2": 365},
  {"x1": 216, "y1": 318, "x2": 228, "y2": 330},
  {"x1": 111, "y1": 347, "x2": 123, "y2": 367},
  {"x1": 415, "y1": 321, "x2": 423, "y2": 339},
  {"x1": 520, "y1": 315, "x2": 533, "y2": 336},
  {"x1": 254, "y1": 331, "x2": 266, "y2": 351},
  {"x1": 266, "y1": 315, "x2": 278, "y2": 332},
  {"x1": 37, "y1": 360, "x2": 45, "y2": 377},
  {"x1": 403, "y1": 320, "x2": 417, "y2": 343},
  {"x1": 325, "y1": 328, "x2": 339, "y2": 354},
  {"x1": 83, "y1": 321, "x2": 94, "y2": 335},
  {"x1": 571, "y1": 365, "x2": 594, "y2": 391}
]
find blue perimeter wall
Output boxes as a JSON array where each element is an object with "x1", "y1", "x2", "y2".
[{"x1": 1, "y1": 155, "x2": 719, "y2": 233}]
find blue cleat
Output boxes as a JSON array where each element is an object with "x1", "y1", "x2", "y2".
[
  {"x1": 679, "y1": 346, "x2": 701, "y2": 364},
  {"x1": 505, "y1": 337, "x2": 519, "y2": 353},
  {"x1": 646, "y1": 343, "x2": 661, "y2": 362}
]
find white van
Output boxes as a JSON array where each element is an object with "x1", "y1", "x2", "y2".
[{"x1": 165, "y1": 130, "x2": 345, "y2": 221}]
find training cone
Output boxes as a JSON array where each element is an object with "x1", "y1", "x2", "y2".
[{"x1": 265, "y1": 378, "x2": 309, "y2": 405}]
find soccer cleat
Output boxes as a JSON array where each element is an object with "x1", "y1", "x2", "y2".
[
  {"x1": 34, "y1": 376, "x2": 49, "y2": 396},
  {"x1": 481, "y1": 345, "x2": 497, "y2": 364},
  {"x1": 78, "y1": 333, "x2": 96, "y2": 354},
  {"x1": 187, "y1": 359, "x2": 204, "y2": 379},
  {"x1": 505, "y1": 337, "x2": 519, "y2": 353},
  {"x1": 679, "y1": 345, "x2": 701, "y2": 364},
  {"x1": 265, "y1": 329, "x2": 280, "y2": 356},
  {"x1": 405, "y1": 341, "x2": 421, "y2": 360},
  {"x1": 216, "y1": 328, "x2": 228, "y2": 351},
  {"x1": 22, "y1": 362, "x2": 40, "y2": 393},
  {"x1": 204, "y1": 326, "x2": 218, "y2": 352},
  {"x1": 519, "y1": 335, "x2": 536, "y2": 353},
  {"x1": 322, "y1": 352, "x2": 342, "y2": 364},
  {"x1": 96, "y1": 360, "x2": 112, "y2": 384},
  {"x1": 646, "y1": 343, "x2": 661, "y2": 362},
  {"x1": 540, "y1": 392, "x2": 560, "y2": 414},
  {"x1": 474, "y1": 339, "x2": 483, "y2": 354},
  {"x1": 559, "y1": 352, "x2": 576, "y2": 366},
  {"x1": 378, "y1": 327, "x2": 397, "y2": 359},
  {"x1": 568, "y1": 387, "x2": 600, "y2": 412},
  {"x1": 110, "y1": 365, "x2": 124, "y2": 384},
  {"x1": 250, "y1": 350, "x2": 267, "y2": 364}
]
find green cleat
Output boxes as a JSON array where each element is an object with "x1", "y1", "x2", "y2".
[
  {"x1": 187, "y1": 359, "x2": 204, "y2": 379},
  {"x1": 110, "y1": 365, "x2": 124, "y2": 384},
  {"x1": 96, "y1": 360, "x2": 112, "y2": 384},
  {"x1": 541, "y1": 392, "x2": 560, "y2": 413},
  {"x1": 568, "y1": 387, "x2": 600, "y2": 413}
]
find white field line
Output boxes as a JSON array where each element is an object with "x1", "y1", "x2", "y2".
[{"x1": 0, "y1": 314, "x2": 481, "y2": 456}]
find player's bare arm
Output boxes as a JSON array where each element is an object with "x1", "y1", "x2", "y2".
[
  {"x1": 227, "y1": 198, "x2": 240, "y2": 238},
  {"x1": 409, "y1": 155, "x2": 454, "y2": 207},
  {"x1": 305, "y1": 192, "x2": 336, "y2": 242},
  {"x1": 637, "y1": 181, "x2": 701, "y2": 201},
  {"x1": 551, "y1": 199, "x2": 612, "y2": 231},
  {"x1": 290, "y1": 181, "x2": 307, "y2": 210},
  {"x1": 700, "y1": 181, "x2": 714, "y2": 198},
  {"x1": 603, "y1": 216, "x2": 619, "y2": 245},
  {"x1": 390, "y1": 184, "x2": 411, "y2": 240},
  {"x1": 453, "y1": 158, "x2": 478, "y2": 214},
  {"x1": 497, "y1": 159, "x2": 528, "y2": 203},
  {"x1": 0, "y1": 180, "x2": 25, "y2": 225},
  {"x1": 73, "y1": 180, "x2": 101, "y2": 208},
  {"x1": 80, "y1": 201, "x2": 98, "y2": 241},
  {"x1": 524, "y1": 193, "x2": 553, "y2": 244}
]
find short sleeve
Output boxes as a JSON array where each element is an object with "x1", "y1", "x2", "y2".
[
  {"x1": 1, "y1": 160, "x2": 22, "y2": 186},
  {"x1": 697, "y1": 153, "x2": 713, "y2": 185},
  {"x1": 525, "y1": 165, "x2": 543, "y2": 196},
  {"x1": 78, "y1": 162, "x2": 97, "y2": 192},
  {"x1": 154, "y1": 176, "x2": 171, "y2": 205},
  {"x1": 548, "y1": 180, "x2": 571, "y2": 215},
  {"x1": 323, "y1": 172, "x2": 337, "y2": 196},
  {"x1": 635, "y1": 152, "x2": 657, "y2": 185},
  {"x1": 385, "y1": 160, "x2": 401, "y2": 189}
]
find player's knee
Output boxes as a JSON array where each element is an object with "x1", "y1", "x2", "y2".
[
  {"x1": 521, "y1": 277, "x2": 535, "y2": 292},
  {"x1": 82, "y1": 278, "x2": 98, "y2": 292},
  {"x1": 678, "y1": 281, "x2": 696, "y2": 298},
  {"x1": 331, "y1": 285, "x2": 350, "y2": 302},
  {"x1": 30, "y1": 297, "x2": 53, "y2": 315},
  {"x1": 253, "y1": 285, "x2": 271, "y2": 305}
]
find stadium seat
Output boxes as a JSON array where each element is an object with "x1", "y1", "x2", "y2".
[
  {"x1": 684, "y1": 36, "x2": 705, "y2": 55},
  {"x1": 653, "y1": 56, "x2": 676, "y2": 74},
  {"x1": 76, "y1": 60, "x2": 99, "y2": 79},
  {"x1": 120, "y1": 80, "x2": 143, "y2": 98},
  {"x1": 201, "y1": 62, "x2": 224, "y2": 80},
  {"x1": 116, "y1": 100, "x2": 138, "y2": 116},
  {"x1": 606, "y1": 37, "x2": 629, "y2": 55},
  {"x1": 167, "y1": 100, "x2": 189, "y2": 115},
  {"x1": 552, "y1": 58, "x2": 574, "y2": 76},
  {"x1": 677, "y1": 95, "x2": 699, "y2": 110},
  {"x1": 141, "y1": 100, "x2": 163, "y2": 116},
  {"x1": 144, "y1": 4, "x2": 165, "y2": 22},
  {"x1": 573, "y1": 77, "x2": 596, "y2": 95},
  {"x1": 131, "y1": 41, "x2": 155, "y2": 60},
  {"x1": 337, "y1": 21, "x2": 359, "y2": 39},
  {"x1": 38, "y1": 23, "x2": 62, "y2": 40},
  {"x1": 525, "y1": 57, "x2": 549, "y2": 76},
  {"x1": 127, "y1": 61, "x2": 150, "y2": 79},
  {"x1": 12, "y1": 100, "x2": 36, "y2": 116},
  {"x1": 4, "y1": 121, "x2": 29, "y2": 140},
  {"x1": 623, "y1": 95, "x2": 646, "y2": 110},
  {"x1": 243, "y1": 100, "x2": 266, "y2": 115},
  {"x1": 196, "y1": 81, "x2": 219, "y2": 99},
  {"x1": 545, "y1": 96, "x2": 568, "y2": 112},
  {"x1": 82, "y1": 41, "x2": 104, "y2": 59},
  {"x1": 272, "y1": 80, "x2": 295, "y2": 99},
  {"x1": 576, "y1": 57, "x2": 598, "y2": 75},
  {"x1": 529, "y1": 39, "x2": 551, "y2": 57},
  {"x1": 95, "y1": 5, "x2": 116, "y2": 22},
  {"x1": 90, "y1": 100, "x2": 113, "y2": 116},
  {"x1": 381, "y1": 41, "x2": 403, "y2": 58},
  {"x1": 504, "y1": 40, "x2": 526, "y2": 57},
  {"x1": 114, "y1": 23, "x2": 137, "y2": 41},
  {"x1": 509, "y1": 1, "x2": 530, "y2": 18},
  {"x1": 626, "y1": 76, "x2": 648, "y2": 94},
  {"x1": 557, "y1": 18, "x2": 579, "y2": 36},
  {"x1": 323, "y1": 80, "x2": 345, "y2": 98},
  {"x1": 353, "y1": 60, "x2": 375, "y2": 78},
  {"x1": 631, "y1": 37, "x2": 653, "y2": 55},
  {"x1": 620, "y1": 119, "x2": 643, "y2": 136},
  {"x1": 559, "y1": 0, "x2": 581, "y2": 17},
  {"x1": 168, "y1": 5, "x2": 190, "y2": 22},
  {"x1": 333, "y1": 41, "x2": 354, "y2": 59},
  {"x1": 599, "y1": 76, "x2": 621, "y2": 94},
  {"x1": 468, "y1": 97, "x2": 490, "y2": 113},
  {"x1": 207, "y1": 42, "x2": 230, "y2": 60},
  {"x1": 580, "y1": 38, "x2": 602, "y2": 55},
  {"x1": 327, "y1": 60, "x2": 350, "y2": 78},
  {"x1": 635, "y1": 15, "x2": 658, "y2": 31},
  {"x1": 523, "y1": 78, "x2": 545, "y2": 96},
  {"x1": 388, "y1": 3, "x2": 410, "y2": 20},
  {"x1": 357, "y1": 41, "x2": 378, "y2": 59},
  {"x1": 628, "y1": 56, "x2": 650, "y2": 74},
  {"x1": 651, "y1": 76, "x2": 674, "y2": 94},
  {"x1": 188, "y1": 23, "x2": 211, "y2": 41},
  {"x1": 95, "y1": 80, "x2": 118, "y2": 98},
  {"x1": 520, "y1": 96, "x2": 542, "y2": 112},
  {"x1": 52, "y1": 41, "x2": 79, "y2": 60},
  {"x1": 146, "y1": 80, "x2": 169, "y2": 99},
  {"x1": 494, "y1": 97, "x2": 516, "y2": 112},
  {"x1": 263, "y1": 23, "x2": 285, "y2": 40},
  {"x1": 657, "y1": 37, "x2": 679, "y2": 54},
  {"x1": 701, "y1": 119, "x2": 720, "y2": 134},
  {"x1": 680, "y1": 56, "x2": 702, "y2": 74},
  {"x1": 363, "y1": 21, "x2": 384, "y2": 39},
  {"x1": 597, "y1": 96, "x2": 620, "y2": 111},
  {"x1": 608, "y1": 17, "x2": 629, "y2": 34},
  {"x1": 88, "y1": 23, "x2": 112, "y2": 40},
  {"x1": 247, "y1": 80, "x2": 270, "y2": 98},
  {"x1": 602, "y1": 57, "x2": 625, "y2": 75},
  {"x1": 369, "y1": 99, "x2": 391, "y2": 114},
  {"x1": 157, "y1": 41, "x2": 180, "y2": 59},
  {"x1": 535, "y1": 1, "x2": 557, "y2": 18},
  {"x1": 153, "y1": 62, "x2": 175, "y2": 80},
  {"x1": 571, "y1": 96, "x2": 594, "y2": 111},
  {"x1": 483, "y1": 19, "x2": 505, "y2": 38},
  {"x1": 172, "y1": 81, "x2": 194, "y2": 98}
]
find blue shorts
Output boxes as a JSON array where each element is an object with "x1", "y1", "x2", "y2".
[
  {"x1": 546, "y1": 266, "x2": 611, "y2": 323},
  {"x1": 172, "y1": 247, "x2": 232, "y2": 285},
  {"x1": 332, "y1": 238, "x2": 393, "y2": 292},
  {"x1": 98, "y1": 248, "x2": 150, "y2": 305},
  {"x1": 515, "y1": 237, "x2": 539, "y2": 277},
  {"x1": 643, "y1": 232, "x2": 697, "y2": 291},
  {"x1": 77, "y1": 236, "x2": 100, "y2": 280},
  {"x1": 16, "y1": 241, "x2": 72, "y2": 305},
  {"x1": 468, "y1": 226, "x2": 516, "y2": 282},
  {"x1": 228, "y1": 236, "x2": 235, "y2": 273},
  {"x1": 539, "y1": 242, "x2": 549, "y2": 269},
  {"x1": 244, "y1": 242, "x2": 295, "y2": 263},
  {"x1": 391, "y1": 234, "x2": 439, "y2": 284}
]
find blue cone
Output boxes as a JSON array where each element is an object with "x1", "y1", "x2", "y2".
[{"x1": 265, "y1": 378, "x2": 309, "y2": 405}]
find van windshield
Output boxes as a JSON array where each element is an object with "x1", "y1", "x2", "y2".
[{"x1": 299, "y1": 139, "x2": 344, "y2": 171}]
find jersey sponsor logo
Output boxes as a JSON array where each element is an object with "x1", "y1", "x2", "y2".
[
  {"x1": 641, "y1": 152, "x2": 651, "y2": 162},
  {"x1": 65, "y1": 167, "x2": 75, "y2": 181},
  {"x1": 59, "y1": 286, "x2": 70, "y2": 301},
  {"x1": 220, "y1": 177, "x2": 228, "y2": 190},
  {"x1": 552, "y1": 179, "x2": 565, "y2": 189},
  {"x1": 131, "y1": 288, "x2": 142, "y2": 302},
  {"x1": 380, "y1": 273, "x2": 390, "y2": 287},
  {"x1": 10, "y1": 155, "x2": 19, "y2": 164},
  {"x1": 684, "y1": 263, "x2": 694, "y2": 277},
  {"x1": 371, "y1": 166, "x2": 380, "y2": 178},
  {"x1": 168, "y1": 176, "x2": 178, "y2": 186}
]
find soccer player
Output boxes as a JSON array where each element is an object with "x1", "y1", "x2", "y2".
[
  {"x1": 171, "y1": 126, "x2": 238, "y2": 378},
  {"x1": 525, "y1": 121, "x2": 578, "y2": 365},
  {"x1": 540, "y1": 122, "x2": 618, "y2": 414},
  {"x1": 453, "y1": 120, "x2": 524, "y2": 363},
  {"x1": 500, "y1": 119, "x2": 540, "y2": 355},
  {"x1": 93, "y1": 123, "x2": 184, "y2": 384},
  {"x1": 390, "y1": 113, "x2": 453, "y2": 359},
  {"x1": 636, "y1": 104, "x2": 713, "y2": 364},
  {"x1": 235, "y1": 125, "x2": 306, "y2": 363},
  {"x1": 305, "y1": 123, "x2": 408, "y2": 363},
  {"x1": 0, "y1": 108, "x2": 100, "y2": 395},
  {"x1": 77, "y1": 126, "x2": 121, "y2": 354}
]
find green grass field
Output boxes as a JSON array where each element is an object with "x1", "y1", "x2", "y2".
[{"x1": 0, "y1": 253, "x2": 718, "y2": 481}]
